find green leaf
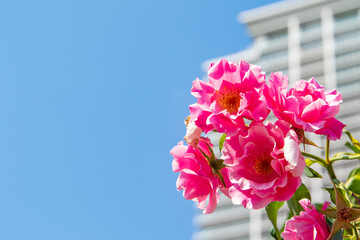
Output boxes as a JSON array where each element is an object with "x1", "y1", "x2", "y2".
[
  {"x1": 332, "y1": 152, "x2": 354, "y2": 158},
  {"x1": 314, "y1": 203, "x2": 325, "y2": 211},
  {"x1": 345, "y1": 142, "x2": 360, "y2": 154},
  {"x1": 294, "y1": 183, "x2": 311, "y2": 202},
  {"x1": 343, "y1": 227, "x2": 357, "y2": 240},
  {"x1": 219, "y1": 134, "x2": 226, "y2": 152},
  {"x1": 305, "y1": 158, "x2": 317, "y2": 167},
  {"x1": 335, "y1": 176, "x2": 360, "y2": 206},
  {"x1": 331, "y1": 153, "x2": 360, "y2": 162},
  {"x1": 325, "y1": 184, "x2": 358, "y2": 207},
  {"x1": 287, "y1": 184, "x2": 311, "y2": 216},
  {"x1": 344, "y1": 129, "x2": 360, "y2": 147},
  {"x1": 330, "y1": 152, "x2": 360, "y2": 163},
  {"x1": 326, "y1": 217, "x2": 344, "y2": 240},
  {"x1": 344, "y1": 129, "x2": 360, "y2": 153},
  {"x1": 304, "y1": 165, "x2": 322, "y2": 178},
  {"x1": 324, "y1": 187, "x2": 336, "y2": 205},
  {"x1": 265, "y1": 201, "x2": 284, "y2": 240},
  {"x1": 270, "y1": 228, "x2": 277, "y2": 240},
  {"x1": 348, "y1": 167, "x2": 360, "y2": 179},
  {"x1": 346, "y1": 175, "x2": 360, "y2": 196},
  {"x1": 343, "y1": 187, "x2": 360, "y2": 206}
]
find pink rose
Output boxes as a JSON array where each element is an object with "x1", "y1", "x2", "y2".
[
  {"x1": 282, "y1": 199, "x2": 330, "y2": 240},
  {"x1": 264, "y1": 72, "x2": 345, "y2": 140},
  {"x1": 189, "y1": 59, "x2": 269, "y2": 136},
  {"x1": 184, "y1": 116, "x2": 202, "y2": 147},
  {"x1": 222, "y1": 120, "x2": 305, "y2": 209},
  {"x1": 170, "y1": 138, "x2": 230, "y2": 214}
]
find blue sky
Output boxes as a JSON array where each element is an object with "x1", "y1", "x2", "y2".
[{"x1": 0, "y1": 0, "x2": 280, "y2": 239}]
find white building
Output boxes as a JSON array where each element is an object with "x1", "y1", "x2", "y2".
[{"x1": 193, "y1": 0, "x2": 360, "y2": 239}]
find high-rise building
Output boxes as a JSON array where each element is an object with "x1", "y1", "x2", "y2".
[{"x1": 193, "y1": 0, "x2": 360, "y2": 239}]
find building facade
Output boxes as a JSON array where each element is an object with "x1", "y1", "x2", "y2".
[{"x1": 193, "y1": 0, "x2": 360, "y2": 239}]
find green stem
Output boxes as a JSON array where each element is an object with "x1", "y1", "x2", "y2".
[
  {"x1": 330, "y1": 154, "x2": 360, "y2": 162},
  {"x1": 274, "y1": 227, "x2": 281, "y2": 240},
  {"x1": 325, "y1": 163, "x2": 338, "y2": 182},
  {"x1": 324, "y1": 139, "x2": 338, "y2": 182},
  {"x1": 301, "y1": 151, "x2": 326, "y2": 166},
  {"x1": 325, "y1": 139, "x2": 330, "y2": 164},
  {"x1": 302, "y1": 139, "x2": 338, "y2": 182}
]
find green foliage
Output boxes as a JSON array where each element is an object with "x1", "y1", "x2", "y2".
[
  {"x1": 324, "y1": 187, "x2": 336, "y2": 204},
  {"x1": 287, "y1": 184, "x2": 311, "y2": 216},
  {"x1": 219, "y1": 134, "x2": 226, "y2": 152},
  {"x1": 326, "y1": 217, "x2": 343, "y2": 240},
  {"x1": 305, "y1": 158, "x2": 317, "y2": 166},
  {"x1": 270, "y1": 228, "x2": 277, "y2": 240},
  {"x1": 325, "y1": 183, "x2": 360, "y2": 207},
  {"x1": 343, "y1": 227, "x2": 359, "y2": 240},
  {"x1": 338, "y1": 183, "x2": 360, "y2": 207},
  {"x1": 345, "y1": 143, "x2": 360, "y2": 154},
  {"x1": 348, "y1": 168, "x2": 360, "y2": 179},
  {"x1": 345, "y1": 168, "x2": 360, "y2": 196},
  {"x1": 344, "y1": 129, "x2": 360, "y2": 154},
  {"x1": 304, "y1": 165, "x2": 322, "y2": 178},
  {"x1": 266, "y1": 201, "x2": 284, "y2": 240},
  {"x1": 332, "y1": 152, "x2": 355, "y2": 159}
]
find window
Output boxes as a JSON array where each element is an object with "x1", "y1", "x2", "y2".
[
  {"x1": 336, "y1": 50, "x2": 360, "y2": 68},
  {"x1": 334, "y1": 9, "x2": 359, "y2": 23},
  {"x1": 301, "y1": 20, "x2": 321, "y2": 39},
  {"x1": 338, "y1": 81, "x2": 360, "y2": 96},
  {"x1": 334, "y1": 9, "x2": 359, "y2": 29},
  {"x1": 301, "y1": 39, "x2": 322, "y2": 51},
  {"x1": 334, "y1": 30, "x2": 360, "y2": 52},
  {"x1": 266, "y1": 29, "x2": 288, "y2": 46},
  {"x1": 336, "y1": 65, "x2": 360, "y2": 84},
  {"x1": 335, "y1": 30, "x2": 360, "y2": 44},
  {"x1": 261, "y1": 49, "x2": 288, "y2": 61}
]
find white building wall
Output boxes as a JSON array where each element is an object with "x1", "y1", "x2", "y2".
[{"x1": 194, "y1": 0, "x2": 360, "y2": 239}]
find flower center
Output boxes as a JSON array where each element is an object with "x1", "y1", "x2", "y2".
[
  {"x1": 254, "y1": 156, "x2": 273, "y2": 175},
  {"x1": 337, "y1": 207, "x2": 352, "y2": 229},
  {"x1": 218, "y1": 88, "x2": 241, "y2": 114},
  {"x1": 292, "y1": 126, "x2": 304, "y2": 143}
]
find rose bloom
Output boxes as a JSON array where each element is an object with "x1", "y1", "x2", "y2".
[
  {"x1": 170, "y1": 137, "x2": 230, "y2": 214},
  {"x1": 222, "y1": 120, "x2": 305, "y2": 209},
  {"x1": 282, "y1": 199, "x2": 330, "y2": 240},
  {"x1": 264, "y1": 72, "x2": 345, "y2": 140},
  {"x1": 189, "y1": 59, "x2": 269, "y2": 136},
  {"x1": 184, "y1": 116, "x2": 202, "y2": 147}
]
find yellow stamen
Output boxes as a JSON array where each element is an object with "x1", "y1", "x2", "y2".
[{"x1": 218, "y1": 87, "x2": 241, "y2": 114}]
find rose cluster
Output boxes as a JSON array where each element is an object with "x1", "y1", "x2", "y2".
[{"x1": 170, "y1": 59, "x2": 345, "y2": 239}]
